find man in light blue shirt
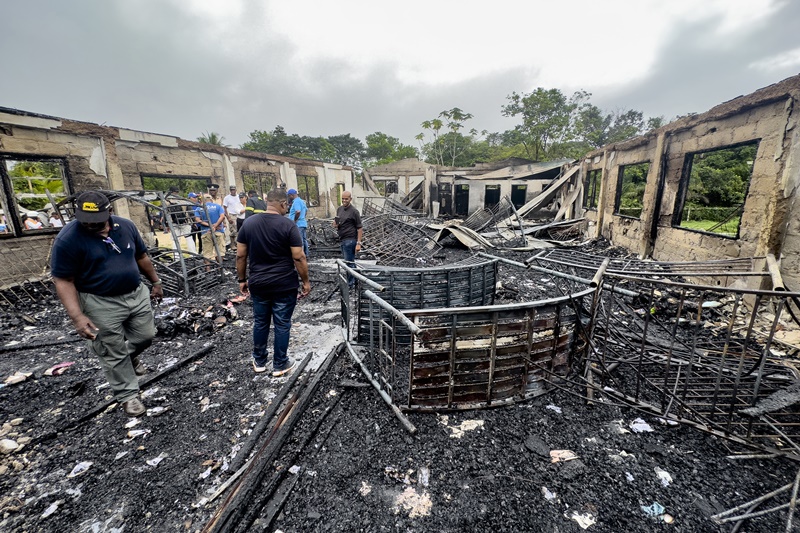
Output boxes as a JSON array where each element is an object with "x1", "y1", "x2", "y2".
[
  {"x1": 194, "y1": 194, "x2": 226, "y2": 264},
  {"x1": 286, "y1": 189, "x2": 309, "y2": 258}
]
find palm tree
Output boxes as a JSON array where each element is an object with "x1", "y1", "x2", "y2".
[{"x1": 197, "y1": 131, "x2": 227, "y2": 146}]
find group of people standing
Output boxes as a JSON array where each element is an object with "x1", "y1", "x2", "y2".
[{"x1": 50, "y1": 187, "x2": 362, "y2": 418}]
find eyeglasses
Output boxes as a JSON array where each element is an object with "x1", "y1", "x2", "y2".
[{"x1": 103, "y1": 236, "x2": 122, "y2": 254}]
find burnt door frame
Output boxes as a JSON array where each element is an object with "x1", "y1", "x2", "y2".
[{"x1": 455, "y1": 184, "x2": 470, "y2": 216}]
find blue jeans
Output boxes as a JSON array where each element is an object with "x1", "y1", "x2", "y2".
[
  {"x1": 251, "y1": 291, "x2": 297, "y2": 370},
  {"x1": 341, "y1": 239, "x2": 357, "y2": 287},
  {"x1": 298, "y1": 226, "x2": 309, "y2": 258}
]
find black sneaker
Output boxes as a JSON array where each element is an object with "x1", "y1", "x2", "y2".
[{"x1": 272, "y1": 359, "x2": 296, "y2": 377}]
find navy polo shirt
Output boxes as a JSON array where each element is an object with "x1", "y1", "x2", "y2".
[
  {"x1": 51, "y1": 216, "x2": 148, "y2": 297},
  {"x1": 237, "y1": 213, "x2": 302, "y2": 296}
]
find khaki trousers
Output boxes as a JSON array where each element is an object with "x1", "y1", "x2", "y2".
[{"x1": 80, "y1": 284, "x2": 156, "y2": 402}]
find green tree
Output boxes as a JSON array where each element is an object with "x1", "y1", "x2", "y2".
[
  {"x1": 365, "y1": 132, "x2": 417, "y2": 165},
  {"x1": 501, "y1": 88, "x2": 589, "y2": 161},
  {"x1": 687, "y1": 145, "x2": 756, "y2": 208},
  {"x1": 605, "y1": 109, "x2": 644, "y2": 144},
  {"x1": 417, "y1": 108, "x2": 479, "y2": 166},
  {"x1": 326, "y1": 134, "x2": 366, "y2": 168},
  {"x1": 197, "y1": 131, "x2": 226, "y2": 146},
  {"x1": 8, "y1": 161, "x2": 66, "y2": 211}
]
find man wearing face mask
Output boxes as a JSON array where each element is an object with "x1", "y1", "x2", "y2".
[{"x1": 50, "y1": 191, "x2": 163, "y2": 417}]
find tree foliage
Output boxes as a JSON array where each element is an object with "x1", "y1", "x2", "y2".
[
  {"x1": 686, "y1": 144, "x2": 756, "y2": 208},
  {"x1": 197, "y1": 131, "x2": 226, "y2": 146},
  {"x1": 501, "y1": 88, "x2": 589, "y2": 161},
  {"x1": 416, "y1": 108, "x2": 483, "y2": 167},
  {"x1": 8, "y1": 161, "x2": 66, "y2": 211},
  {"x1": 242, "y1": 126, "x2": 365, "y2": 168},
  {"x1": 365, "y1": 132, "x2": 417, "y2": 165}
]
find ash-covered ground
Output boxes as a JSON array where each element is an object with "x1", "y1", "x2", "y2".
[{"x1": 0, "y1": 241, "x2": 797, "y2": 532}]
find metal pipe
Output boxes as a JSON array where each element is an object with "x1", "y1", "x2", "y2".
[
  {"x1": 478, "y1": 252, "x2": 527, "y2": 269},
  {"x1": 590, "y1": 258, "x2": 610, "y2": 288},
  {"x1": 335, "y1": 259, "x2": 386, "y2": 291},
  {"x1": 767, "y1": 253, "x2": 786, "y2": 291},
  {"x1": 363, "y1": 290, "x2": 421, "y2": 335},
  {"x1": 526, "y1": 262, "x2": 638, "y2": 297},
  {"x1": 343, "y1": 341, "x2": 417, "y2": 434}
]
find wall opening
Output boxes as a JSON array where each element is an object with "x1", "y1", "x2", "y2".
[
  {"x1": 672, "y1": 141, "x2": 759, "y2": 239},
  {"x1": 484, "y1": 185, "x2": 501, "y2": 209},
  {"x1": 242, "y1": 171, "x2": 277, "y2": 198},
  {"x1": 437, "y1": 183, "x2": 452, "y2": 215},
  {"x1": 511, "y1": 184, "x2": 527, "y2": 208},
  {"x1": 584, "y1": 168, "x2": 601, "y2": 210},
  {"x1": 0, "y1": 157, "x2": 70, "y2": 237},
  {"x1": 141, "y1": 175, "x2": 212, "y2": 196},
  {"x1": 614, "y1": 162, "x2": 650, "y2": 219},
  {"x1": 385, "y1": 180, "x2": 398, "y2": 196},
  {"x1": 455, "y1": 184, "x2": 469, "y2": 216},
  {"x1": 297, "y1": 175, "x2": 320, "y2": 206}
]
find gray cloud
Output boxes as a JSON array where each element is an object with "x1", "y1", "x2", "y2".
[{"x1": 2, "y1": 1, "x2": 798, "y2": 150}]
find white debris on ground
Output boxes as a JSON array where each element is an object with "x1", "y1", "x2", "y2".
[
  {"x1": 437, "y1": 415, "x2": 485, "y2": 438},
  {"x1": 392, "y1": 486, "x2": 432, "y2": 518}
]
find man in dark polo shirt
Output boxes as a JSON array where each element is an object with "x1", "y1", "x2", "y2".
[
  {"x1": 237, "y1": 189, "x2": 310, "y2": 376},
  {"x1": 51, "y1": 191, "x2": 163, "y2": 417},
  {"x1": 333, "y1": 190, "x2": 363, "y2": 288}
]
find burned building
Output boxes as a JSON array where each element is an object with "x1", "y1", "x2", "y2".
[
  {"x1": 574, "y1": 74, "x2": 800, "y2": 291},
  {"x1": 0, "y1": 108, "x2": 354, "y2": 288},
  {"x1": 365, "y1": 157, "x2": 568, "y2": 218}
]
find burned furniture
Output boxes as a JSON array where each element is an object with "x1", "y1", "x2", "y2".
[
  {"x1": 531, "y1": 248, "x2": 800, "y2": 455},
  {"x1": 361, "y1": 214, "x2": 443, "y2": 267},
  {"x1": 339, "y1": 257, "x2": 598, "y2": 429}
]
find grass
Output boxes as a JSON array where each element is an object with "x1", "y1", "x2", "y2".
[{"x1": 679, "y1": 217, "x2": 740, "y2": 237}]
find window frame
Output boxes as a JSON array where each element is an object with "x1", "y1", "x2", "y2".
[
  {"x1": 241, "y1": 171, "x2": 278, "y2": 199},
  {"x1": 0, "y1": 155, "x2": 72, "y2": 238},
  {"x1": 584, "y1": 168, "x2": 601, "y2": 210},
  {"x1": 613, "y1": 161, "x2": 650, "y2": 220},
  {"x1": 671, "y1": 140, "x2": 759, "y2": 240},
  {"x1": 296, "y1": 175, "x2": 320, "y2": 207}
]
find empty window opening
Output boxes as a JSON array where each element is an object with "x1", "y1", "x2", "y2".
[
  {"x1": 1, "y1": 158, "x2": 70, "y2": 237},
  {"x1": 511, "y1": 184, "x2": 527, "y2": 208},
  {"x1": 141, "y1": 175, "x2": 212, "y2": 196},
  {"x1": 484, "y1": 185, "x2": 501, "y2": 209},
  {"x1": 673, "y1": 141, "x2": 758, "y2": 238},
  {"x1": 385, "y1": 180, "x2": 398, "y2": 196},
  {"x1": 614, "y1": 162, "x2": 650, "y2": 219},
  {"x1": 584, "y1": 169, "x2": 601, "y2": 210},
  {"x1": 297, "y1": 175, "x2": 320, "y2": 206},
  {"x1": 242, "y1": 171, "x2": 277, "y2": 198}
]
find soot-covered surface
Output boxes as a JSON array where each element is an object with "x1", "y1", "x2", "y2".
[{"x1": 0, "y1": 243, "x2": 797, "y2": 532}]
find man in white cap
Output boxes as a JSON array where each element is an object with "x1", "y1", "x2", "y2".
[{"x1": 50, "y1": 191, "x2": 163, "y2": 417}]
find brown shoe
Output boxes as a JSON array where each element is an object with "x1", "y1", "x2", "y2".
[
  {"x1": 131, "y1": 357, "x2": 148, "y2": 376},
  {"x1": 123, "y1": 397, "x2": 146, "y2": 417}
]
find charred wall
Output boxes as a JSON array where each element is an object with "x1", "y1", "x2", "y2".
[
  {"x1": 0, "y1": 108, "x2": 353, "y2": 287},
  {"x1": 577, "y1": 74, "x2": 800, "y2": 290}
]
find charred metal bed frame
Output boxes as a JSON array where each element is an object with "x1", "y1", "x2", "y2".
[
  {"x1": 338, "y1": 257, "x2": 599, "y2": 428},
  {"x1": 531, "y1": 249, "x2": 800, "y2": 455}
]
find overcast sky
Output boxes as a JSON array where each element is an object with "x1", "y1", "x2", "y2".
[{"x1": 2, "y1": 0, "x2": 800, "y2": 149}]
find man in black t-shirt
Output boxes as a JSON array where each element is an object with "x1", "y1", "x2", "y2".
[
  {"x1": 51, "y1": 191, "x2": 163, "y2": 417},
  {"x1": 333, "y1": 190, "x2": 363, "y2": 288},
  {"x1": 237, "y1": 189, "x2": 311, "y2": 376}
]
